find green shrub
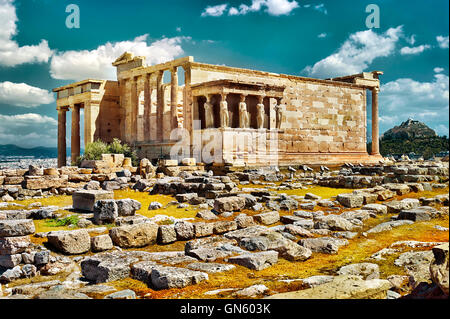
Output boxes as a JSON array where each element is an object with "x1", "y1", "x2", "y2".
[
  {"x1": 84, "y1": 139, "x2": 109, "y2": 160},
  {"x1": 75, "y1": 138, "x2": 139, "y2": 167}
]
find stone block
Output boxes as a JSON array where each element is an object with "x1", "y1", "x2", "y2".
[
  {"x1": 157, "y1": 225, "x2": 177, "y2": 244},
  {"x1": 193, "y1": 222, "x2": 214, "y2": 237},
  {"x1": 0, "y1": 219, "x2": 35, "y2": 237},
  {"x1": 174, "y1": 221, "x2": 195, "y2": 241},
  {"x1": 0, "y1": 236, "x2": 30, "y2": 254},
  {"x1": 24, "y1": 175, "x2": 68, "y2": 190},
  {"x1": 227, "y1": 251, "x2": 278, "y2": 270},
  {"x1": 81, "y1": 252, "x2": 139, "y2": 283},
  {"x1": 254, "y1": 211, "x2": 280, "y2": 225},
  {"x1": 47, "y1": 229, "x2": 91, "y2": 254},
  {"x1": 0, "y1": 254, "x2": 22, "y2": 268},
  {"x1": 181, "y1": 158, "x2": 196, "y2": 166},
  {"x1": 430, "y1": 243, "x2": 449, "y2": 296},
  {"x1": 72, "y1": 190, "x2": 114, "y2": 212},
  {"x1": 150, "y1": 266, "x2": 208, "y2": 290},
  {"x1": 93, "y1": 200, "x2": 118, "y2": 225},
  {"x1": 213, "y1": 196, "x2": 246, "y2": 213},
  {"x1": 336, "y1": 194, "x2": 364, "y2": 208},
  {"x1": 160, "y1": 159, "x2": 178, "y2": 167},
  {"x1": 116, "y1": 199, "x2": 141, "y2": 216},
  {"x1": 109, "y1": 222, "x2": 158, "y2": 248},
  {"x1": 213, "y1": 221, "x2": 238, "y2": 234},
  {"x1": 267, "y1": 275, "x2": 392, "y2": 299},
  {"x1": 91, "y1": 235, "x2": 113, "y2": 252}
]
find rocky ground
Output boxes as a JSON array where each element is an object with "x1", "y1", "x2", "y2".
[{"x1": 0, "y1": 158, "x2": 448, "y2": 299}]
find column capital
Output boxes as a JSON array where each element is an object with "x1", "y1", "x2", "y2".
[
  {"x1": 372, "y1": 87, "x2": 380, "y2": 94},
  {"x1": 57, "y1": 106, "x2": 69, "y2": 112}
]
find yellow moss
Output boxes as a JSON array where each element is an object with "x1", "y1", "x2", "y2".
[
  {"x1": 6, "y1": 269, "x2": 74, "y2": 288},
  {"x1": 12, "y1": 195, "x2": 73, "y2": 208},
  {"x1": 275, "y1": 186, "x2": 355, "y2": 199}
]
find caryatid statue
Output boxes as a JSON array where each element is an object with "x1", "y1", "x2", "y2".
[
  {"x1": 275, "y1": 102, "x2": 285, "y2": 129},
  {"x1": 204, "y1": 95, "x2": 214, "y2": 129},
  {"x1": 238, "y1": 94, "x2": 249, "y2": 128},
  {"x1": 219, "y1": 94, "x2": 229, "y2": 128},
  {"x1": 256, "y1": 96, "x2": 265, "y2": 129}
]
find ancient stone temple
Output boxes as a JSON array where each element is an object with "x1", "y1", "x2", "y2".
[{"x1": 53, "y1": 52, "x2": 383, "y2": 167}]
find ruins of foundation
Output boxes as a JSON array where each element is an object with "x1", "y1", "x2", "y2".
[{"x1": 53, "y1": 52, "x2": 383, "y2": 168}]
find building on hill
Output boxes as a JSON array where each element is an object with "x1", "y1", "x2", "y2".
[
  {"x1": 381, "y1": 118, "x2": 438, "y2": 141},
  {"x1": 53, "y1": 52, "x2": 383, "y2": 167}
]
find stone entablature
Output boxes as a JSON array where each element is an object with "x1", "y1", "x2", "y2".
[{"x1": 53, "y1": 52, "x2": 383, "y2": 167}]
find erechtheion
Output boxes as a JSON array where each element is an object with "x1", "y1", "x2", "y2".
[{"x1": 53, "y1": 52, "x2": 383, "y2": 167}]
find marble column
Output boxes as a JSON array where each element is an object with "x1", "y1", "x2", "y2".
[
  {"x1": 156, "y1": 70, "x2": 164, "y2": 141},
  {"x1": 131, "y1": 76, "x2": 138, "y2": 143},
  {"x1": 84, "y1": 100, "x2": 100, "y2": 145},
  {"x1": 371, "y1": 87, "x2": 380, "y2": 155},
  {"x1": 71, "y1": 104, "x2": 80, "y2": 163},
  {"x1": 57, "y1": 108, "x2": 67, "y2": 167},
  {"x1": 124, "y1": 79, "x2": 132, "y2": 143},
  {"x1": 183, "y1": 66, "x2": 192, "y2": 132},
  {"x1": 143, "y1": 74, "x2": 151, "y2": 141},
  {"x1": 170, "y1": 66, "x2": 178, "y2": 131}
]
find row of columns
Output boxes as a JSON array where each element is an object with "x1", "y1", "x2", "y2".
[
  {"x1": 123, "y1": 66, "x2": 180, "y2": 144},
  {"x1": 202, "y1": 93, "x2": 284, "y2": 130},
  {"x1": 57, "y1": 100, "x2": 99, "y2": 167}
]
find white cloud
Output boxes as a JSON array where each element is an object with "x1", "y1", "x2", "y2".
[
  {"x1": 378, "y1": 73, "x2": 449, "y2": 135},
  {"x1": 400, "y1": 44, "x2": 431, "y2": 55},
  {"x1": 0, "y1": 81, "x2": 54, "y2": 107},
  {"x1": 0, "y1": 113, "x2": 57, "y2": 148},
  {"x1": 50, "y1": 34, "x2": 190, "y2": 81},
  {"x1": 201, "y1": 4, "x2": 228, "y2": 17},
  {"x1": 265, "y1": 0, "x2": 299, "y2": 15},
  {"x1": 313, "y1": 3, "x2": 327, "y2": 14},
  {"x1": 436, "y1": 35, "x2": 449, "y2": 49},
  {"x1": 209, "y1": 0, "x2": 299, "y2": 17},
  {"x1": 303, "y1": 26, "x2": 403, "y2": 78},
  {"x1": 0, "y1": 0, "x2": 53, "y2": 67},
  {"x1": 317, "y1": 33, "x2": 327, "y2": 38},
  {"x1": 434, "y1": 67, "x2": 444, "y2": 73},
  {"x1": 406, "y1": 35, "x2": 416, "y2": 45}
]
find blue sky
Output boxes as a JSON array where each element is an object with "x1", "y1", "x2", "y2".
[{"x1": 0, "y1": 0, "x2": 448, "y2": 148}]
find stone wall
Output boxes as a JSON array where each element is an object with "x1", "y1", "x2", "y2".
[{"x1": 190, "y1": 64, "x2": 367, "y2": 155}]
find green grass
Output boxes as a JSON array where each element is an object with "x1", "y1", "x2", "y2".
[{"x1": 45, "y1": 215, "x2": 79, "y2": 228}]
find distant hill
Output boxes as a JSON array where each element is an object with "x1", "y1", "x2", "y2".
[
  {"x1": 0, "y1": 144, "x2": 79, "y2": 158},
  {"x1": 368, "y1": 119, "x2": 449, "y2": 159},
  {"x1": 381, "y1": 118, "x2": 437, "y2": 140}
]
